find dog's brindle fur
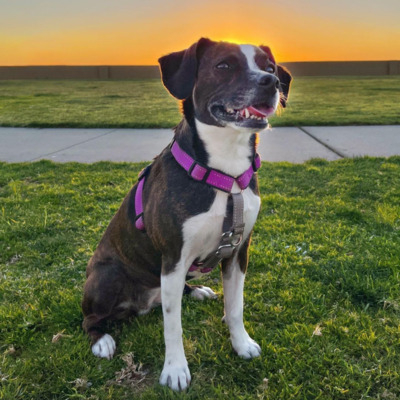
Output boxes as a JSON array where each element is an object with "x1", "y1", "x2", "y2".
[{"x1": 82, "y1": 38, "x2": 291, "y2": 391}]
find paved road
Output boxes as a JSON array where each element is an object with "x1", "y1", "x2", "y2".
[{"x1": 0, "y1": 125, "x2": 399, "y2": 163}]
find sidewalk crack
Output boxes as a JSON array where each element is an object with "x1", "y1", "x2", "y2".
[
  {"x1": 298, "y1": 127, "x2": 346, "y2": 158},
  {"x1": 29, "y1": 129, "x2": 118, "y2": 162}
]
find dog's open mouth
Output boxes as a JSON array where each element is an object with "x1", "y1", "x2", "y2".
[{"x1": 211, "y1": 103, "x2": 275, "y2": 127}]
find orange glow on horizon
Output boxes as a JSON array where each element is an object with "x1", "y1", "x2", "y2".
[
  {"x1": 1, "y1": 0, "x2": 399, "y2": 66},
  {"x1": 218, "y1": 38, "x2": 246, "y2": 45}
]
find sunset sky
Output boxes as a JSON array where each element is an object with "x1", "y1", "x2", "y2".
[{"x1": 1, "y1": 0, "x2": 399, "y2": 65}]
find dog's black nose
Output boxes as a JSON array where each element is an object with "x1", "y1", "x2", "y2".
[{"x1": 258, "y1": 74, "x2": 279, "y2": 89}]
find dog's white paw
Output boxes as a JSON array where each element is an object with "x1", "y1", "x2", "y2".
[
  {"x1": 92, "y1": 334, "x2": 116, "y2": 360},
  {"x1": 232, "y1": 335, "x2": 261, "y2": 359},
  {"x1": 190, "y1": 286, "x2": 217, "y2": 301},
  {"x1": 159, "y1": 360, "x2": 191, "y2": 391}
]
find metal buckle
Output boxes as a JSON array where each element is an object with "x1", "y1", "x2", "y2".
[
  {"x1": 221, "y1": 231, "x2": 243, "y2": 248},
  {"x1": 215, "y1": 243, "x2": 234, "y2": 257},
  {"x1": 221, "y1": 231, "x2": 233, "y2": 240}
]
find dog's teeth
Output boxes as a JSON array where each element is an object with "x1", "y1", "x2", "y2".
[
  {"x1": 244, "y1": 108, "x2": 250, "y2": 119},
  {"x1": 250, "y1": 115, "x2": 255, "y2": 119},
  {"x1": 226, "y1": 108, "x2": 234, "y2": 114}
]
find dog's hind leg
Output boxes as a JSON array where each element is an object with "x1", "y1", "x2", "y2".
[
  {"x1": 184, "y1": 283, "x2": 217, "y2": 300},
  {"x1": 82, "y1": 261, "x2": 129, "y2": 360}
]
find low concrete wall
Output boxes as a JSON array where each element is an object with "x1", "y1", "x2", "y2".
[
  {"x1": 0, "y1": 65, "x2": 161, "y2": 80},
  {"x1": 0, "y1": 61, "x2": 399, "y2": 80},
  {"x1": 282, "y1": 61, "x2": 400, "y2": 76}
]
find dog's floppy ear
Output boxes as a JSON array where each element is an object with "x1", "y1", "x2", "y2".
[
  {"x1": 277, "y1": 65, "x2": 292, "y2": 108},
  {"x1": 259, "y1": 45, "x2": 292, "y2": 108},
  {"x1": 158, "y1": 38, "x2": 214, "y2": 100}
]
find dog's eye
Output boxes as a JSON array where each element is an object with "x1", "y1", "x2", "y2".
[
  {"x1": 266, "y1": 65, "x2": 275, "y2": 73},
  {"x1": 216, "y1": 62, "x2": 230, "y2": 70}
]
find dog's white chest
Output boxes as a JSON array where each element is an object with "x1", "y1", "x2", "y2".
[
  {"x1": 182, "y1": 187, "x2": 260, "y2": 276},
  {"x1": 179, "y1": 118, "x2": 262, "y2": 276}
]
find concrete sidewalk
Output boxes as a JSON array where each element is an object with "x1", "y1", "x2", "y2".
[{"x1": 0, "y1": 125, "x2": 399, "y2": 164}]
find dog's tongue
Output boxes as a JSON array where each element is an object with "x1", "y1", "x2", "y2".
[
  {"x1": 239, "y1": 105, "x2": 274, "y2": 118},
  {"x1": 247, "y1": 106, "x2": 269, "y2": 118}
]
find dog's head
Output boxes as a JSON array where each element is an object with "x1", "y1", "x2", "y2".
[{"x1": 158, "y1": 38, "x2": 292, "y2": 132}]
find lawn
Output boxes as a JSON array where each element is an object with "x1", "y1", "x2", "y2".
[
  {"x1": 0, "y1": 76, "x2": 399, "y2": 128},
  {"x1": 1, "y1": 158, "x2": 400, "y2": 399}
]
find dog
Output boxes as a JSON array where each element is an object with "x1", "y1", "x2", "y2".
[{"x1": 82, "y1": 38, "x2": 291, "y2": 391}]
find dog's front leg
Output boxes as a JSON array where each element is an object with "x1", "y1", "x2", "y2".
[
  {"x1": 222, "y1": 249, "x2": 261, "y2": 359},
  {"x1": 159, "y1": 259, "x2": 191, "y2": 391}
]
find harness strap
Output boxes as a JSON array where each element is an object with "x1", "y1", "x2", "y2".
[
  {"x1": 134, "y1": 165, "x2": 151, "y2": 231},
  {"x1": 170, "y1": 140, "x2": 260, "y2": 192},
  {"x1": 134, "y1": 139, "x2": 260, "y2": 273},
  {"x1": 188, "y1": 193, "x2": 245, "y2": 273}
]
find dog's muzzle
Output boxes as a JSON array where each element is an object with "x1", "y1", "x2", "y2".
[
  {"x1": 210, "y1": 73, "x2": 280, "y2": 128},
  {"x1": 210, "y1": 101, "x2": 276, "y2": 129}
]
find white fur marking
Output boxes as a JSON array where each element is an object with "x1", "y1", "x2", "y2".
[
  {"x1": 92, "y1": 334, "x2": 116, "y2": 360},
  {"x1": 190, "y1": 286, "x2": 217, "y2": 300},
  {"x1": 240, "y1": 44, "x2": 261, "y2": 73},
  {"x1": 195, "y1": 119, "x2": 253, "y2": 177},
  {"x1": 117, "y1": 300, "x2": 134, "y2": 309},
  {"x1": 182, "y1": 189, "x2": 227, "y2": 262},
  {"x1": 222, "y1": 258, "x2": 261, "y2": 359},
  {"x1": 181, "y1": 132, "x2": 261, "y2": 264},
  {"x1": 160, "y1": 266, "x2": 191, "y2": 391},
  {"x1": 159, "y1": 361, "x2": 191, "y2": 391},
  {"x1": 182, "y1": 188, "x2": 259, "y2": 259},
  {"x1": 239, "y1": 44, "x2": 280, "y2": 113}
]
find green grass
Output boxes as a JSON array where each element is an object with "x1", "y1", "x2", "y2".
[
  {"x1": 0, "y1": 76, "x2": 399, "y2": 128},
  {"x1": 1, "y1": 158, "x2": 400, "y2": 399}
]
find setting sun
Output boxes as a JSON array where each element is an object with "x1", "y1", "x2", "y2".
[{"x1": 1, "y1": 0, "x2": 399, "y2": 66}]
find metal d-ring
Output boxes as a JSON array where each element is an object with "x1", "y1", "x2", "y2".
[
  {"x1": 231, "y1": 234, "x2": 243, "y2": 247},
  {"x1": 220, "y1": 231, "x2": 242, "y2": 248}
]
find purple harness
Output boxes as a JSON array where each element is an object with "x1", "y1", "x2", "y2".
[
  {"x1": 134, "y1": 139, "x2": 261, "y2": 273},
  {"x1": 169, "y1": 140, "x2": 261, "y2": 193}
]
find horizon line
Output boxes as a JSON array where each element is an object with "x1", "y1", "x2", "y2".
[{"x1": 1, "y1": 60, "x2": 399, "y2": 68}]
